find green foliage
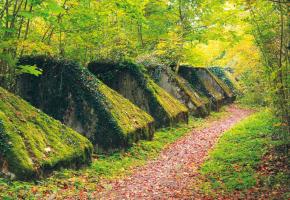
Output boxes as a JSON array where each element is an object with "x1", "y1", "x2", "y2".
[
  {"x1": 0, "y1": 0, "x2": 247, "y2": 82},
  {"x1": 88, "y1": 60, "x2": 189, "y2": 128},
  {"x1": 18, "y1": 56, "x2": 155, "y2": 150},
  {"x1": 0, "y1": 111, "x2": 230, "y2": 199},
  {"x1": 243, "y1": 0, "x2": 289, "y2": 128},
  {"x1": 1, "y1": 0, "x2": 287, "y2": 127},
  {"x1": 16, "y1": 65, "x2": 42, "y2": 77},
  {"x1": 0, "y1": 87, "x2": 93, "y2": 180},
  {"x1": 237, "y1": 69, "x2": 268, "y2": 107},
  {"x1": 199, "y1": 110, "x2": 278, "y2": 194}
]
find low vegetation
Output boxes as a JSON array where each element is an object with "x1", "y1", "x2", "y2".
[
  {"x1": 0, "y1": 110, "x2": 228, "y2": 199},
  {"x1": 194, "y1": 110, "x2": 289, "y2": 198}
]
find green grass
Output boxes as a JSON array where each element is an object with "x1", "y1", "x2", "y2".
[
  {"x1": 198, "y1": 110, "x2": 282, "y2": 195},
  {"x1": 0, "y1": 108, "x2": 227, "y2": 199}
]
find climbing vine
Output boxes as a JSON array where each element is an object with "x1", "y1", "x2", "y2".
[
  {"x1": 17, "y1": 56, "x2": 128, "y2": 150},
  {"x1": 208, "y1": 67, "x2": 237, "y2": 94},
  {"x1": 0, "y1": 120, "x2": 10, "y2": 157},
  {"x1": 88, "y1": 60, "x2": 188, "y2": 127}
]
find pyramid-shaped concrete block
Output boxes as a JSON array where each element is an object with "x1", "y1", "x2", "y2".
[
  {"x1": 179, "y1": 66, "x2": 234, "y2": 110},
  {"x1": 147, "y1": 65, "x2": 210, "y2": 117},
  {"x1": 88, "y1": 61, "x2": 189, "y2": 128},
  {"x1": 17, "y1": 56, "x2": 155, "y2": 151},
  {"x1": 0, "y1": 87, "x2": 93, "y2": 180}
]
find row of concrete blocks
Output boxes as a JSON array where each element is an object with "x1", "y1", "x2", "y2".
[{"x1": 0, "y1": 56, "x2": 237, "y2": 180}]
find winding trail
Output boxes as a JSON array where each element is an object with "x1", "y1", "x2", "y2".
[{"x1": 96, "y1": 105, "x2": 253, "y2": 199}]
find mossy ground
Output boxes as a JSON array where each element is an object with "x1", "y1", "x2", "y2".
[
  {"x1": 0, "y1": 108, "x2": 230, "y2": 199},
  {"x1": 0, "y1": 87, "x2": 93, "y2": 180},
  {"x1": 195, "y1": 110, "x2": 289, "y2": 198}
]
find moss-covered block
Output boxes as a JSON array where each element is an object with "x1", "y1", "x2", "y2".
[
  {"x1": 147, "y1": 65, "x2": 210, "y2": 117},
  {"x1": 208, "y1": 67, "x2": 241, "y2": 95},
  {"x1": 17, "y1": 56, "x2": 155, "y2": 150},
  {"x1": 0, "y1": 87, "x2": 93, "y2": 180},
  {"x1": 88, "y1": 61, "x2": 189, "y2": 128},
  {"x1": 178, "y1": 66, "x2": 234, "y2": 110}
]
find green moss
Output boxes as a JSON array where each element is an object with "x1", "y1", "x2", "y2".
[
  {"x1": 179, "y1": 66, "x2": 234, "y2": 110},
  {"x1": 146, "y1": 65, "x2": 210, "y2": 116},
  {"x1": 88, "y1": 61, "x2": 189, "y2": 128},
  {"x1": 199, "y1": 110, "x2": 277, "y2": 194},
  {"x1": 207, "y1": 69, "x2": 234, "y2": 98},
  {"x1": 17, "y1": 56, "x2": 154, "y2": 150},
  {"x1": 0, "y1": 108, "x2": 231, "y2": 199},
  {"x1": 209, "y1": 67, "x2": 241, "y2": 95},
  {"x1": 0, "y1": 87, "x2": 93, "y2": 180},
  {"x1": 148, "y1": 79, "x2": 188, "y2": 118},
  {"x1": 175, "y1": 77, "x2": 203, "y2": 107},
  {"x1": 98, "y1": 82, "x2": 154, "y2": 137}
]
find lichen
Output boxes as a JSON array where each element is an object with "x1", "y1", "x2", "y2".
[{"x1": 0, "y1": 87, "x2": 93, "y2": 180}]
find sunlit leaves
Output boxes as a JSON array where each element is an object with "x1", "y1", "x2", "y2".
[{"x1": 17, "y1": 65, "x2": 42, "y2": 76}]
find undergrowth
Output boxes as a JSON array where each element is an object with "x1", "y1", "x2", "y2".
[
  {"x1": 0, "y1": 109, "x2": 228, "y2": 199},
  {"x1": 196, "y1": 110, "x2": 289, "y2": 198}
]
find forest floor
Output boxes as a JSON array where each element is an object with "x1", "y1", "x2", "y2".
[
  {"x1": 93, "y1": 105, "x2": 253, "y2": 199},
  {"x1": 2, "y1": 104, "x2": 287, "y2": 199}
]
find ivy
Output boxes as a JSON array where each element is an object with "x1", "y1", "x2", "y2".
[
  {"x1": 17, "y1": 56, "x2": 128, "y2": 150},
  {"x1": 179, "y1": 65, "x2": 209, "y2": 100},
  {"x1": 0, "y1": 120, "x2": 10, "y2": 156},
  {"x1": 208, "y1": 67, "x2": 237, "y2": 94},
  {"x1": 88, "y1": 60, "x2": 188, "y2": 128}
]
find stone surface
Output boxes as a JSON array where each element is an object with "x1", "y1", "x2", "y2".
[
  {"x1": 0, "y1": 87, "x2": 93, "y2": 180},
  {"x1": 17, "y1": 56, "x2": 155, "y2": 150},
  {"x1": 88, "y1": 61, "x2": 189, "y2": 128}
]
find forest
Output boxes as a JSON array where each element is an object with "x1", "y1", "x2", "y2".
[{"x1": 0, "y1": 0, "x2": 289, "y2": 199}]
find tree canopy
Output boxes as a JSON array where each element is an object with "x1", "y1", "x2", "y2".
[{"x1": 0, "y1": 0, "x2": 288, "y2": 126}]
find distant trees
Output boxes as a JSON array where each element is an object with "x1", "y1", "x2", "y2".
[
  {"x1": 245, "y1": 0, "x2": 289, "y2": 131},
  {"x1": 0, "y1": 0, "x2": 238, "y2": 73},
  {"x1": 0, "y1": 0, "x2": 288, "y2": 130}
]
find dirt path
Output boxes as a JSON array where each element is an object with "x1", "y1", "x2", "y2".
[{"x1": 95, "y1": 105, "x2": 253, "y2": 199}]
